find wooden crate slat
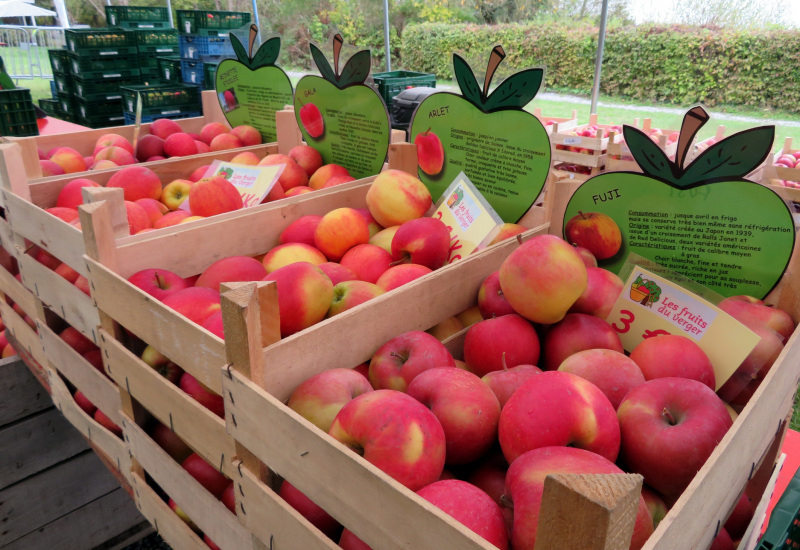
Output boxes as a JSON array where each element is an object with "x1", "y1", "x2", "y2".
[
  {"x1": 130, "y1": 472, "x2": 209, "y2": 550},
  {"x1": 223, "y1": 368, "x2": 493, "y2": 550},
  {"x1": 0, "y1": 357, "x2": 50, "y2": 424},
  {"x1": 122, "y1": 415, "x2": 252, "y2": 550},
  {"x1": 0, "y1": 450, "x2": 121, "y2": 547},
  {"x1": 101, "y1": 330, "x2": 237, "y2": 479},
  {"x1": 0, "y1": 216, "x2": 20, "y2": 260},
  {"x1": 0, "y1": 300, "x2": 46, "y2": 368},
  {"x1": 0, "y1": 262, "x2": 38, "y2": 318},
  {"x1": 0, "y1": 407, "x2": 89, "y2": 490},
  {"x1": 40, "y1": 322, "x2": 122, "y2": 426},
  {"x1": 2, "y1": 488, "x2": 150, "y2": 550},
  {"x1": 19, "y1": 254, "x2": 100, "y2": 342}
]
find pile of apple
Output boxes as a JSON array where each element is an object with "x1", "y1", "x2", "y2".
[
  {"x1": 555, "y1": 123, "x2": 623, "y2": 155},
  {"x1": 770, "y1": 150, "x2": 800, "y2": 188},
  {"x1": 38, "y1": 119, "x2": 262, "y2": 177},
  {"x1": 613, "y1": 127, "x2": 679, "y2": 162},
  {"x1": 274, "y1": 234, "x2": 793, "y2": 550}
]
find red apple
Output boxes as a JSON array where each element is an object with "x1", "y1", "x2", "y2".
[
  {"x1": 59, "y1": 326, "x2": 97, "y2": 354},
  {"x1": 407, "y1": 367, "x2": 501, "y2": 464},
  {"x1": 558, "y1": 349, "x2": 645, "y2": 409},
  {"x1": 482, "y1": 362, "x2": 542, "y2": 408},
  {"x1": 136, "y1": 134, "x2": 165, "y2": 162},
  {"x1": 106, "y1": 166, "x2": 162, "y2": 202},
  {"x1": 141, "y1": 345, "x2": 183, "y2": 384},
  {"x1": 718, "y1": 295, "x2": 795, "y2": 341},
  {"x1": 94, "y1": 409, "x2": 122, "y2": 437},
  {"x1": 288, "y1": 144, "x2": 324, "y2": 177},
  {"x1": 568, "y1": 267, "x2": 624, "y2": 319},
  {"x1": 125, "y1": 200, "x2": 152, "y2": 234},
  {"x1": 328, "y1": 389, "x2": 446, "y2": 490},
  {"x1": 564, "y1": 211, "x2": 623, "y2": 260},
  {"x1": 477, "y1": 271, "x2": 516, "y2": 319},
  {"x1": 499, "y1": 370, "x2": 620, "y2": 463},
  {"x1": 189, "y1": 176, "x2": 243, "y2": 217},
  {"x1": 182, "y1": 452, "x2": 230, "y2": 498},
  {"x1": 391, "y1": 217, "x2": 451, "y2": 270},
  {"x1": 287, "y1": 367, "x2": 374, "y2": 432},
  {"x1": 74, "y1": 390, "x2": 97, "y2": 416},
  {"x1": 56, "y1": 178, "x2": 101, "y2": 210},
  {"x1": 617, "y1": 377, "x2": 733, "y2": 498},
  {"x1": 199, "y1": 122, "x2": 229, "y2": 145},
  {"x1": 179, "y1": 372, "x2": 224, "y2": 418},
  {"x1": 710, "y1": 527, "x2": 735, "y2": 550},
  {"x1": 150, "y1": 421, "x2": 194, "y2": 464},
  {"x1": 464, "y1": 314, "x2": 540, "y2": 377},
  {"x1": 278, "y1": 215, "x2": 322, "y2": 247},
  {"x1": 723, "y1": 491, "x2": 753, "y2": 540},
  {"x1": 368, "y1": 330, "x2": 456, "y2": 392},
  {"x1": 127, "y1": 268, "x2": 189, "y2": 300},
  {"x1": 279, "y1": 480, "x2": 341, "y2": 539},
  {"x1": 542, "y1": 312, "x2": 624, "y2": 371},
  {"x1": 629, "y1": 334, "x2": 715, "y2": 389},
  {"x1": 201, "y1": 311, "x2": 224, "y2": 339},
  {"x1": 150, "y1": 118, "x2": 182, "y2": 140},
  {"x1": 195, "y1": 256, "x2": 267, "y2": 292},
  {"x1": 259, "y1": 154, "x2": 308, "y2": 191},
  {"x1": 415, "y1": 129, "x2": 445, "y2": 176},
  {"x1": 317, "y1": 262, "x2": 357, "y2": 285},
  {"x1": 573, "y1": 244, "x2": 598, "y2": 268},
  {"x1": 374, "y1": 263, "x2": 432, "y2": 292},
  {"x1": 339, "y1": 244, "x2": 392, "y2": 284},
  {"x1": 135, "y1": 198, "x2": 169, "y2": 226},
  {"x1": 162, "y1": 287, "x2": 221, "y2": 325},
  {"x1": 262, "y1": 262, "x2": 334, "y2": 337}
]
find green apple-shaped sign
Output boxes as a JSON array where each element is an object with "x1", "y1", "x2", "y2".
[
  {"x1": 562, "y1": 106, "x2": 795, "y2": 299},
  {"x1": 215, "y1": 25, "x2": 294, "y2": 143},
  {"x1": 409, "y1": 46, "x2": 551, "y2": 223},
  {"x1": 293, "y1": 35, "x2": 390, "y2": 179}
]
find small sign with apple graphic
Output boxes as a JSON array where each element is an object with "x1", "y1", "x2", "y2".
[
  {"x1": 293, "y1": 35, "x2": 391, "y2": 179},
  {"x1": 408, "y1": 46, "x2": 552, "y2": 223},
  {"x1": 215, "y1": 25, "x2": 294, "y2": 144},
  {"x1": 561, "y1": 106, "x2": 795, "y2": 299}
]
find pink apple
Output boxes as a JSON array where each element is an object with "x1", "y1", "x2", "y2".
[
  {"x1": 199, "y1": 122, "x2": 229, "y2": 145},
  {"x1": 287, "y1": 367, "x2": 374, "y2": 432},
  {"x1": 201, "y1": 311, "x2": 224, "y2": 339},
  {"x1": 542, "y1": 312, "x2": 624, "y2": 371},
  {"x1": 179, "y1": 372, "x2": 224, "y2": 418},
  {"x1": 339, "y1": 244, "x2": 392, "y2": 284},
  {"x1": 464, "y1": 314, "x2": 540, "y2": 377},
  {"x1": 231, "y1": 125, "x2": 261, "y2": 146},
  {"x1": 477, "y1": 270, "x2": 516, "y2": 319},
  {"x1": 368, "y1": 330, "x2": 456, "y2": 392},
  {"x1": 162, "y1": 287, "x2": 221, "y2": 325},
  {"x1": 718, "y1": 295, "x2": 795, "y2": 340},
  {"x1": 262, "y1": 243, "x2": 327, "y2": 273},
  {"x1": 262, "y1": 262, "x2": 334, "y2": 337},
  {"x1": 573, "y1": 244, "x2": 598, "y2": 268},
  {"x1": 149, "y1": 118, "x2": 182, "y2": 140},
  {"x1": 189, "y1": 176, "x2": 243, "y2": 217},
  {"x1": 499, "y1": 370, "x2": 620, "y2": 463},
  {"x1": 317, "y1": 262, "x2": 357, "y2": 285},
  {"x1": 93, "y1": 133, "x2": 134, "y2": 155},
  {"x1": 375, "y1": 263, "x2": 432, "y2": 292},
  {"x1": 195, "y1": 255, "x2": 267, "y2": 292},
  {"x1": 327, "y1": 280, "x2": 384, "y2": 317},
  {"x1": 56, "y1": 178, "x2": 101, "y2": 209},
  {"x1": 499, "y1": 235, "x2": 588, "y2": 324},
  {"x1": 107, "y1": 166, "x2": 163, "y2": 202},
  {"x1": 288, "y1": 144, "x2": 324, "y2": 178},
  {"x1": 328, "y1": 390, "x2": 446, "y2": 490},
  {"x1": 482, "y1": 363, "x2": 542, "y2": 408},
  {"x1": 278, "y1": 215, "x2": 322, "y2": 247},
  {"x1": 391, "y1": 217, "x2": 451, "y2": 270},
  {"x1": 558, "y1": 349, "x2": 645, "y2": 409},
  {"x1": 125, "y1": 200, "x2": 152, "y2": 234},
  {"x1": 182, "y1": 452, "x2": 230, "y2": 497},
  {"x1": 127, "y1": 268, "x2": 189, "y2": 300},
  {"x1": 617, "y1": 377, "x2": 733, "y2": 498},
  {"x1": 259, "y1": 154, "x2": 308, "y2": 191},
  {"x1": 568, "y1": 267, "x2": 624, "y2": 319},
  {"x1": 629, "y1": 334, "x2": 715, "y2": 389},
  {"x1": 279, "y1": 480, "x2": 341, "y2": 539},
  {"x1": 46, "y1": 206, "x2": 80, "y2": 223},
  {"x1": 135, "y1": 198, "x2": 169, "y2": 226},
  {"x1": 407, "y1": 367, "x2": 501, "y2": 464},
  {"x1": 503, "y1": 446, "x2": 654, "y2": 550}
]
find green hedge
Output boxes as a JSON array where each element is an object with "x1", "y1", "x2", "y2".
[{"x1": 400, "y1": 23, "x2": 800, "y2": 113}]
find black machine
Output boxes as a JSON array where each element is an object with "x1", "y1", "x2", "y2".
[{"x1": 389, "y1": 86, "x2": 440, "y2": 138}]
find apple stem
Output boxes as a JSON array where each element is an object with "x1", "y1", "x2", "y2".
[
  {"x1": 154, "y1": 271, "x2": 166, "y2": 290},
  {"x1": 499, "y1": 493, "x2": 514, "y2": 510},
  {"x1": 578, "y1": 211, "x2": 588, "y2": 220},
  {"x1": 390, "y1": 351, "x2": 409, "y2": 363},
  {"x1": 483, "y1": 45, "x2": 506, "y2": 98},
  {"x1": 501, "y1": 352, "x2": 508, "y2": 372},
  {"x1": 332, "y1": 34, "x2": 344, "y2": 78},
  {"x1": 675, "y1": 106, "x2": 710, "y2": 171},
  {"x1": 661, "y1": 407, "x2": 676, "y2": 426},
  {"x1": 389, "y1": 256, "x2": 409, "y2": 267},
  {"x1": 247, "y1": 24, "x2": 258, "y2": 60}
]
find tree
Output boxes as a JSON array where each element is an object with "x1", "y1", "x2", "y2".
[{"x1": 668, "y1": 0, "x2": 788, "y2": 28}]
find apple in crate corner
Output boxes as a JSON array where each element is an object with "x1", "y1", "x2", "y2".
[
  {"x1": 287, "y1": 368, "x2": 373, "y2": 432},
  {"x1": 628, "y1": 334, "x2": 715, "y2": 389},
  {"x1": 718, "y1": 295, "x2": 795, "y2": 340},
  {"x1": 294, "y1": 34, "x2": 390, "y2": 179},
  {"x1": 215, "y1": 25, "x2": 293, "y2": 144}
]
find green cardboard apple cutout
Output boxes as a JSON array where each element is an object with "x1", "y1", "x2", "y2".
[
  {"x1": 293, "y1": 35, "x2": 390, "y2": 179},
  {"x1": 562, "y1": 106, "x2": 795, "y2": 299},
  {"x1": 215, "y1": 25, "x2": 294, "y2": 143},
  {"x1": 409, "y1": 46, "x2": 551, "y2": 223}
]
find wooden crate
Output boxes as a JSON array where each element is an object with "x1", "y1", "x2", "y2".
[
  {"x1": 606, "y1": 119, "x2": 679, "y2": 173},
  {"x1": 762, "y1": 138, "x2": 800, "y2": 206},
  {"x1": 550, "y1": 114, "x2": 626, "y2": 175},
  {"x1": 6, "y1": 90, "x2": 230, "y2": 180},
  {"x1": 533, "y1": 108, "x2": 578, "y2": 135}
]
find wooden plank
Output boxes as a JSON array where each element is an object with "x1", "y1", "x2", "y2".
[
  {"x1": 0, "y1": 300, "x2": 46, "y2": 368},
  {"x1": 130, "y1": 471, "x2": 209, "y2": 550},
  {"x1": 0, "y1": 450, "x2": 121, "y2": 547},
  {"x1": 40, "y1": 322, "x2": 122, "y2": 426},
  {"x1": 86, "y1": 258, "x2": 226, "y2": 393},
  {"x1": 0, "y1": 142, "x2": 32, "y2": 209},
  {"x1": 47, "y1": 364, "x2": 133, "y2": 487},
  {"x1": 0, "y1": 260, "x2": 37, "y2": 317},
  {"x1": 234, "y1": 461, "x2": 339, "y2": 550},
  {"x1": 0, "y1": 357, "x2": 50, "y2": 425},
  {"x1": 3, "y1": 191, "x2": 89, "y2": 276},
  {"x1": 101, "y1": 331, "x2": 237, "y2": 479},
  {"x1": 643, "y1": 325, "x2": 800, "y2": 550},
  {"x1": 19, "y1": 254, "x2": 100, "y2": 342},
  {"x1": 256, "y1": 225, "x2": 548, "y2": 401},
  {"x1": 0, "y1": 216, "x2": 21, "y2": 260},
  {"x1": 3, "y1": 488, "x2": 149, "y2": 550},
  {"x1": 111, "y1": 179, "x2": 374, "y2": 278},
  {"x1": 0, "y1": 407, "x2": 88, "y2": 490},
  {"x1": 222, "y1": 368, "x2": 493, "y2": 550},
  {"x1": 123, "y1": 415, "x2": 253, "y2": 550}
]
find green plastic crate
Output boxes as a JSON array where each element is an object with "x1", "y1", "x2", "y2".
[
  {"x1": 0, "y1": 88, "x2": 35, "y2": 112},
  {"x1": 65, "y1": 28, "x2": 138, "y2": 56},
  {"x1": 158, "y1": 57, "x2": 181, "y2": 83},
  {"x1": 53, "y1": 73, "x2": 72, "y2": 95},
  {"x1": 48, "y1": 49, "x2": 70, "y2": 74},
  {"x1": 105, "y1": 5, "x2": 169, "y2": 27},
  {"x1": 39, "y1": 98, "x2": 59, "y2": 116},
  {"x1": 176, "y1": 9, "x2": 250, "y2": 36},
  {"x1": 57, "y1": 93, "x2": 76, "y2": 117},
  {"x1": 74, "y1": 96, "x2": 123, "y2": 119},
  {"x1": 204, "y1": 62, "x2": 217, "y2": 87},
  {"x1": 133, "y1": 29, "x2": 179, "y2": 53},
  {"x1": 77, "y1": 111, "x2": 127, "y2": 129},
  {"x1": 120, "y1": 84, "x2": 200, "y2": 116},
  {"x1": 72, "y1": 75, "x2": 141, "y2": 102},
  {"x1": 372, "y1": 70, "x2": 436, "y2": 108},
  {"x1": 69, "y1": 54, "x2": 140, "y2": 80},
  {"x1": 0, "y1": 89, "x2": 38, "y2": 136}
]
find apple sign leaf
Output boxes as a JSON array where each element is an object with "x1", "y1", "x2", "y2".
[
  {"x1": 680, "y1": 126, "x2": 774, "y2": 187},
  {"x1": 310, "y1": 42, "x2": 337, "y2": 84},
  {"x1": 339, "y1": 49, "x2": 371, "y2": 87},
  {"x1": 229, "y1": 32, "x2": 250, "y2": 68},
  {"x1": 251, "y1": 36, "x2": 281, "y2": 68},
  {"x1": 453, "y1": 54, "x2": 483, "y2": 107},
  {"x1": 623, "y1": 125, "x2": 677, "y2": 185},
  {"x1": 483, "y1": 67, "x2": 544, "y2": 111}
]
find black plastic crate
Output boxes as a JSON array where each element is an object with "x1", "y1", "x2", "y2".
[
  {"x1": 372, "y1": 70, "x2": 437, "y2": 109},
  {"x1": 133, "y1": 29, "x2": 179, "y2": 53},
  {"x1": 48, "y1": 49, "x2": 70, "y2": 74},
  {"x1": 39, "y1": 98, "x2": 59, "y2": 116},
  {"x1": 57, "y1": 93, "x2": 76, "y2": 117},
  {"x1": 176, "y1": 10, "x2": 250, "y2": 35},
  {"x1": 65, "y1": 28, "x2": 138, "y2": 56},
  {"x1": 158, "y1": 57, "x2": 181, "y2": 83},
  {"x1": 120, "y1": 84, "x2": 200, "y2": 116},
  {"x1": 69, "y1": 54, "x2": 140, "y2": 80},
  {"x1": 178, "y1": 35, "x2": 234, "y2": 60},
  {"x1": 124, "y1": 110, "x2": 201, "y2": 125},
  {"x1": 72, "y1": 76, "x2": 141, "y2": 102},
  {"x1": 105, "y1": 5, "x2": 169, "y2": 27},
  {"x1": 0, "y1": 88, "x2": 35, "y2": 112},
  {"x1": 0, "y1": 88, "x2": 39, "y2": 136},
  {"x1": 74, "y1": 96, "x2": 123, "y2": 119},
  {"x1": 53, "y1": 73, "x2": 72, "y2": 95}
]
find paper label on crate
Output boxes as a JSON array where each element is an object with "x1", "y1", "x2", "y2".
[
  {"x1": 407, "y1": 49, "x2": 551, "y2": 223},
  {"x1": 432, "y1": 172, "x2": 503, "y2": 263},
  {"x1": 180, "y1": 161, "x2": 284, "y2": 210},
  {"x1": 214, "y1": 32, "x2": 294, "y2": 145},
  {"x1": 607, "y1": 265, "x2": 760, "y2": 390},
  {"x1": 563, "y1": 136, "x2": 582, "y2": 145}
]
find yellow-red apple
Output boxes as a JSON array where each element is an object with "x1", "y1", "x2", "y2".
[
  {"x1": 314, "y1": 207, "x2": 370, "y2": 262},
  {"x1": 366, "y1": 169, "x2": 432, "y2": 228},
  {"x1": 375, "y1": 263, "x2": 432, "y2": 292},
  {"x1": 262, "y1": 242, "x2": 327, "y2": 273},
  {"x1": 263, "y1": 261, "x2": 334, "y2": 337},
  {"x1": 287, "y1": 367, "x2": 374, "y2": 432}
]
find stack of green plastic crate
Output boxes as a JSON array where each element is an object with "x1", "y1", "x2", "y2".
[
  {"x1": 134, "y1": 28, "x2": 180, "y2": 84},
  {"x1": 46, "y1": 49, "x2": 76, "y2": 123},
  {"x1": 105, "y1": 5, "x2": 171, "y2": 29},
  {"x1": 1, "y1": 89, "x2": 39, "y2": 137},
  {"x1": 121, "y1": 83, "x2": 202, "y2": 124},
  {"x1": 64, "y1": 28, "x2": 141, "y2": 128}
]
